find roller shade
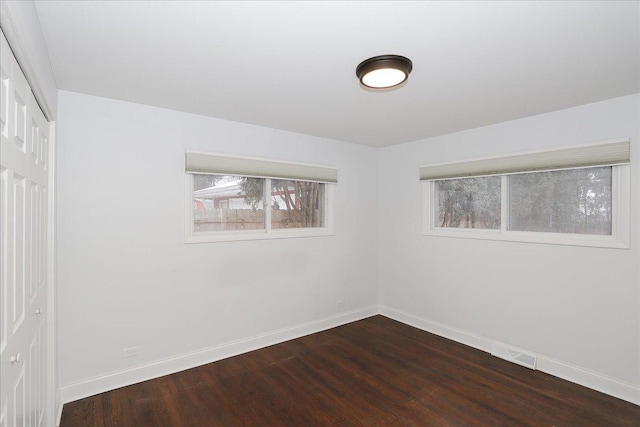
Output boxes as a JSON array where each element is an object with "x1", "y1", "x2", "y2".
[
  {"x1": 186, "y1": 152, "x2": 338, "y2": 183},
  {"x1": 419, "y1": 139, "x2": 630, "y2": 181}
]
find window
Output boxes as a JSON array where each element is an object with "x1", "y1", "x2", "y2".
[
  {"x1": 422, "y1": 140, "x2": 630, "y2": 248},
  {"x1": 434, "y1": 176, "x2": 501, "y2": 230},
  {"x1": 193, "y1": 175, "x2": 264, "y2": 233},
  {"x1": 508, "y1": 167, "x2": 612, "y2": 235},
  {"x1": 269, "y1": 179, "x2": 326, "y2": 229},
  {"x1": 186, "y1": 152, "x2": 336, "y2": 242}
]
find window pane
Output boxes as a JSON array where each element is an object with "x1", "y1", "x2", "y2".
[
  {"x1": 508, "y1": 167, "x2": 612, "y2": 235},
  {"x1": 434, "y1": 176, "x2": 501, "y2": 229},
  {"x1": 193, "y1": 175, "x2": 264, "y2": 232},
  {"x1": 270, "y1": 180, "x2": 325, "y2": 229}
]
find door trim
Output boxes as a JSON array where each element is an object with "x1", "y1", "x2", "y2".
[{"x1": 46, "y1": 122, "x2": 58, "y2": 426}]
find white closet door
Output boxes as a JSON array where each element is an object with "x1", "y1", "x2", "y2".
[{"x1": 0, "y1": 29, "x2": 49, "y2": 427}]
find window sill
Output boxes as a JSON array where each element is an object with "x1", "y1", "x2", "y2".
[
  {"x1": 186, "y1": 227, "x2": 334, "y2": 243},
  {"x1": 422, "y1": 228, "x2": 629, "y2": 249}
]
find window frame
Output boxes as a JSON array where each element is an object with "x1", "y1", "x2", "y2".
[
  {"x1": 186, "y1": 175, "x2": 335, "y2": 243},
  {"x1": 422, "y1": 165, "x2": 630, "y2": 249}
]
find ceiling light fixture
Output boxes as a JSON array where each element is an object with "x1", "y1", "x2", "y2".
[{"x1": 356, "y1": 55, "x2": 413, "y2": 89}]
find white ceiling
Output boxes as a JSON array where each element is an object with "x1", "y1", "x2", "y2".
[{"x1": 34, "y1": 1, "x2": 639, "y2": 147}]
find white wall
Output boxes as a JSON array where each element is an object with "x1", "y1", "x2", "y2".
[
  {"x1": 57, "y1": 89, "x2": 639, "y2": 402},
  {"x1": 379, "y1": 94, "x2": 640, "y2": 387},
  {"x1": 56, "y1": 90, "x2": 379, "y2": 389},
  {"x1": 0, "y1": 0, "x2": 57, "y2": 119}
]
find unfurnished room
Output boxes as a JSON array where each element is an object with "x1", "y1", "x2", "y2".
[{"x1": 0, "y1": 1, "x2": 639, "y2": 426}]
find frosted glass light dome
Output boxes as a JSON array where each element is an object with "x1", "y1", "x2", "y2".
[
  {"x1": 361, "y1": 68, "x2": 407, "y2": 88},
  {"x1": 356, "y1": 55, "x2": 413, "y2": 89}
]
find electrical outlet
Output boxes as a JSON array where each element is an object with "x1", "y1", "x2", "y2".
[
  {"x1": 122, "y1": 347, "x2": 138, "y2": 359},
  {"x1": 337, "y1": 300, "x2": 344, "y2": 309}
]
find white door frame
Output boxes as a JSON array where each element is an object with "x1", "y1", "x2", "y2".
[{"x1": 46, "y1": 122, "x2": 57, "y2": 424}]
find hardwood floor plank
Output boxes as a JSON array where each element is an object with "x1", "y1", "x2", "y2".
[{"x1": 60, "y1": 316, "x2": 640, "y2": 426}]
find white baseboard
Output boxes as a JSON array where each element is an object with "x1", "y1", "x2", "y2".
[
  {"x1": 59, "y1": 306, "x2": 378, "y2": 404},
  {"x1": 55, "y1": 402, "x2": 63, "y2": 427},
  {"x1": 536, "y1": 355, "x2": 640, "y2": 406},
  {"x1": 379, "y1": 305, "x2": 494, "y2": 353},
  {"x1": 379, "y1": 305, "x2": 640, "y2": 406}
]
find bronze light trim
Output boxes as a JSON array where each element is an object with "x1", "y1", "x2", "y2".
[{"x1": 356, "y1": 55, "x2": 413, "y2": 89}]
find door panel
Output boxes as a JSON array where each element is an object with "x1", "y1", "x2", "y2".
[
  {"x1": 38, "y1": 321, "x2": 45, "y2": 425},
  {"x1": 12, "y1": 174, "x2": 25, "y2": 334},
  {"x1": 29, "y1": 183, "x2": 37, "y2": 304},
  {"x1": 13, "y1": 364, "x2": 25, "y2": 427},
  {"x1": 0, "y1": 68, "x2": 8, "y2": 138},
  {"x1": 1, "y1": 168, "x2": 8, "y2": 356},
  {"x1": 11, "y1": 55, "x2": 27, "y2": 153}
]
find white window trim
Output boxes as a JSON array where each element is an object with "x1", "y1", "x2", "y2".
[
  {"x1": 185, "y1": 176, "x2": 335, "y2": 243},
  {"x1": 422, "y1": 165, "x2": 630, "y2": 249}
]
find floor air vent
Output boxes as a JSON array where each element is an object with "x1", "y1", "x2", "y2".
[{"x1": 491, "y1": 343, "x2": 537, "y2": 370}]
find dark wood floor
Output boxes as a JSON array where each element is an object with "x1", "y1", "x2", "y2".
[{"x1": 60, "y1": 316, "x2": 640, "y2": 426}]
